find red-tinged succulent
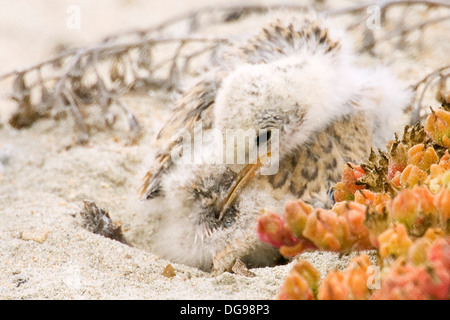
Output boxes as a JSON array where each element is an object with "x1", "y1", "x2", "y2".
[
  {"x1": 277, "y1": 260, "x2": 320, "y2": 300},
  {"x1": 285, "y1": 238, "x2": 450, "y2": 300},
  {"x1": 424, "y1": 108, "x2": 450, "y2": 148},
  {"x1": 434, "y1": 187, "x2": 450, "y2": 231},
  {"x1": 258, "y1": 200, "x2": 376, "y2": 256},
  {"x1": 389, "y1": 185, "x2": 437, "y2": 235},
  {"x1": 414, "y1": 260, "x2": 449, "y2": 300},
  {"x1": 378, "y1": 224, "x2": 413, "y2": 259},
  {"x1": 262, "y1": 105, "x2": 450, "y2": 300},
  {"x1": 420, "y1": 238, "x2": 450, "y2": 299},
  {"x1": 372, "y1": 237, "x2": 450, "y2": 300},
  {"x1": 428, "y1": 237, "x2": 450, "y2": 270},
  {"x1": 283, "y1": 200, "x2": 312, "y2": 238},
  {"x1": 387, "y1": 146, "x2": 408, "y2": 181},
  {"x1": 333, "y1": 163, "x2": 366, "y2": 202},
  {"x1": 279, "y1": 240, "x2": 316, "y2": 257},
  {"x1": 256, "y1": 210, "x2": 296, "y2": 248},
  {"x1": 302, "y1": 208, "x2": 342, "y2": 251},
  {"x1": 371, "y1": 259, "x2": 429, "y2": 300},
  {"x1": 332, "y1": 201, "x2": 373, "y2": 249},
  {"x1": 299, "y1": 202, "x2": 373, "y2": 252}
]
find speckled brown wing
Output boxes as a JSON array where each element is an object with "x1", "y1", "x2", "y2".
[
  {"x1": 264, "y1": 111, "x2": 373, "y2": 206},
  {"x1": 236, "y1": 16, "x2": 341, "y2": 64},
  {"x1": 139, "y1": 79, "x2": 220, "y2": 199}
]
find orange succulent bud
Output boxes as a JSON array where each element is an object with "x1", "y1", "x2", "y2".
[
  {"x1": 317, "y1": 271, "x2": 348, "y2": 300},
  {"x1": 389, "y1": 188, "x2": 418, "y2": 228},
  {"x1": 333, "y1": 201, "x2": 372, "y2": 249},
  {"x1": 378, "y1": 224, "x2": 413, "y2": 258},
  {"x1": 438, "y1": 150, "x2": 450, "y2": 170},
  {"x1": 291, "y1": 260, "x2": 321, "y2": 290},
  {"x1": 390, "y1": 170, "x2": 402, "y2": 187},
  {"x1": 279, "y1": 239, "x2": 317, "y2": 257},
  {"x1": 345, "y1": 254, "x2": 373, "y2": 300},
  {"x1": 277, "y1": 271, "x2": 314, "y2": 300},
  {"x1": 389, "y1": 185, "x2": 436, "y2": 233},
  {"x1": 302, "y1": 203, "x2": 372, "y2": 252},
  {"x1": 407, "y1": 144, "x2": 438, "y2": 172},
  {"x1": 354, "y1": 189, "x2": 390, "y2": 213},
  {"x1": 333, "y1": 163, "x2": 365, "y2": 202},
  {"x1": 399, "y1": 164, "x2": 427, "y2": 188},
  {"x1": 277, "y1": 260, "x2": 320, "y2": 300},
  {"x1": 303, "y1": 208, "x2": 342, "y2": 251},
  {"x1": 283, "y1": 200, "x2": 312, "y2": 237},
  {"x1": 424, "y1": 108, "x2": 450, "y2": 148},
  {"x1": 434, "y1": 188, "x2": 450, "y2": 231}
]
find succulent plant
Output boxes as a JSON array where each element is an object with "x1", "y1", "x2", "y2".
[
  {"x1": 277, "y1": 236, "x2": 449, "y2": 300},
  {"x1": 333, "y1": 163, "x2": 366, "y2": 202},
  {"x1": 388, "y1": 185, "x2": 437, "y2": 236},
  {"x1": 425, "y1": 108, "x2": 450, "y2": 148},
  {"x1": 377, "y1": 223, "x2": 413, "y2": 259},
  {"x1": 317, "y1": 254, "x2": 373, "y2": 300},
  {"x1": 260, "y1": 104, "x2": 450, "y2": 300},
  {"x1": 256, "y1": 210, "x2": 297, "y2": 248},
  {"x1": 277, "y1": 260, "x2": 320, "y2": 300},
  {"x1": 371, "y1": 237, "x2": 450, "y2": 300}
]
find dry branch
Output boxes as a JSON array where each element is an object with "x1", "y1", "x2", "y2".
[
  {"x1": 326, "y1": 0, "x2": 450, "y2": 16},
  {"x1": 1, "y1": 36, "x2": 230, "y2": 143},
  {"x1": 410, "y1": 65, "x2": 450, "y2": 124}
]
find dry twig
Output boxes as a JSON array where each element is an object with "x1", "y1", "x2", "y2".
[{"x1": 410, "y1": 65, "x2": 450, "y2": 124}]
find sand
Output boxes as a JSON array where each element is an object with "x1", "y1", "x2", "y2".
[{"x1": 0, "y1": 0, "x2": 449, "y2": 299}]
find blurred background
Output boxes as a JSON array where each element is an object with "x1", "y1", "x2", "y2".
[{"x1": 0, "y1": 0, "x2": 342, "y2": 72}]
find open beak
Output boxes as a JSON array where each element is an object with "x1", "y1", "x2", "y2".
[{"x1": 217, "y1": 152, "x2": 272, "y2": 220}]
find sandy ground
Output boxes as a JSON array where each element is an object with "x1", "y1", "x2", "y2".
[{"x1": 0, "y1": 1, "x2": 449, "y2": 299}]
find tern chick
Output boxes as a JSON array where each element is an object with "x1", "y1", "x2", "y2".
[{"x1": 139, "y1": 14, "x2": 411, "y2": 272}]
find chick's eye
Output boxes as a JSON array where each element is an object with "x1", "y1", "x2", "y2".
[{"x1": 256, "y1": 130, "x2": 271, "y2": 147}]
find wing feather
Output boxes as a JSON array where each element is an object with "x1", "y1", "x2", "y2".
[
  {"x1": 140, "y1": 79, "x2": 219, "y2": 199},
  {"x1": 140, "y1": 15, "x2": 343, "y2": 200}
]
